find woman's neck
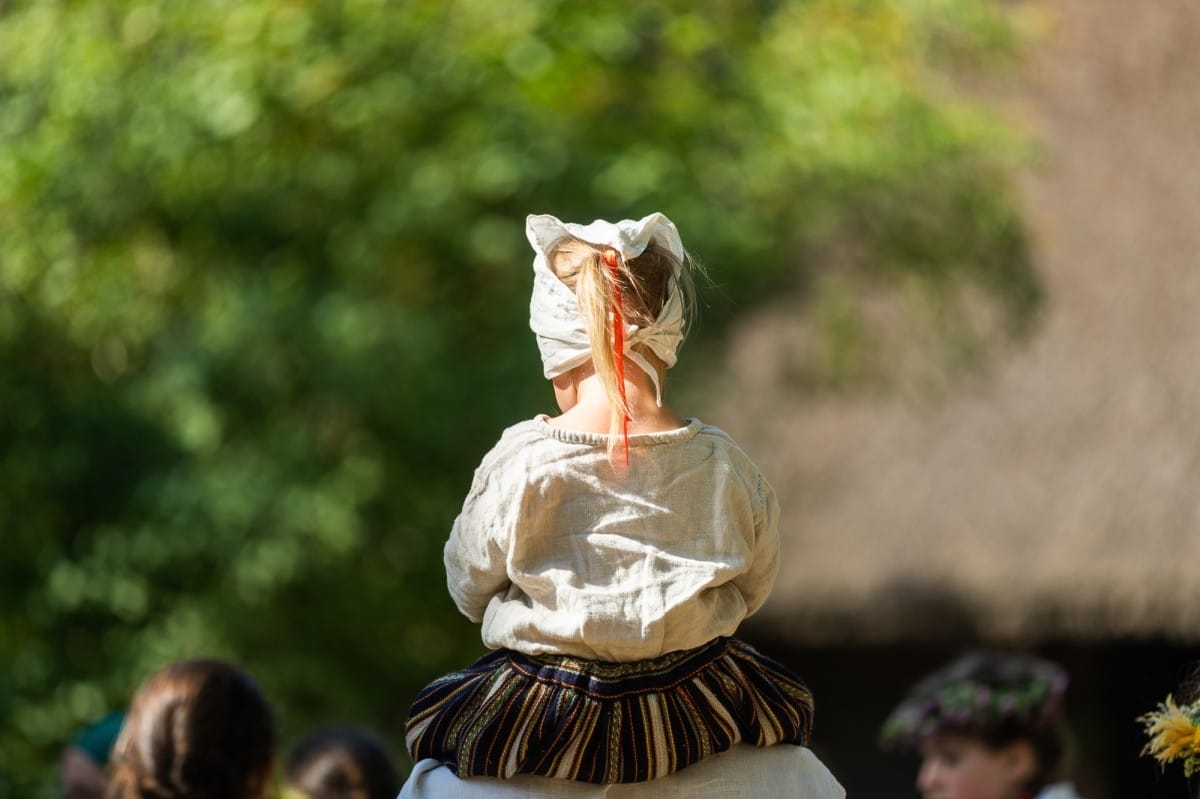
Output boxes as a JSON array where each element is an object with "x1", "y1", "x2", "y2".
[{"x1": 547, "y1": 365, "x2": 686, "y2": 435}]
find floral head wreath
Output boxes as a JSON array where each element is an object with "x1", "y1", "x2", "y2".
[
  {"x1": 1140, "y1": 694, "x2": 1200, "y2": 777},
  {"x1": 880, "y1": 654, "x2": 1069, "y2": 751}
]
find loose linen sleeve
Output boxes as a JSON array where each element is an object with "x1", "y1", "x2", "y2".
[
  {"x1": 443, "y1": 447, "x2": 515, "y2": 624},
  {"x1": 731, "y1": 471, "x2": 781, "y2": 617}
]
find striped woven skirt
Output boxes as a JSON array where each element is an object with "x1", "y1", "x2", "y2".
[{"x1": 404, "y1": 636, "x2": 813, "y2": 784}]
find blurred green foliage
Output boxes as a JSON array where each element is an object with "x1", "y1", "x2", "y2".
[{"x1": 0, "y1": 0, "x2": 1037, "y2": 794}]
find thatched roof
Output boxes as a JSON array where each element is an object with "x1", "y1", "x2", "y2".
[{"x1": 705, "y1": 1, "x2": 1200, "y2": 645}]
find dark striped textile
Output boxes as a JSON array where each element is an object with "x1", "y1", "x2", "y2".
[{"x1": 405, "y1": 637, "x2": 813, "y2": 784}]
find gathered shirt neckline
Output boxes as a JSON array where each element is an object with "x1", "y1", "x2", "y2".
[{"x1": 532, "y1": 415, "x2": 703, "y2": 447}]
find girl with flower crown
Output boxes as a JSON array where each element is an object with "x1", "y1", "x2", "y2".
[
  {"x1": 402, "y1": 212, "x2": 823, "y2": 788},
  {"x1": 880, "y1": 651, "x2": 1083, "y2": 799}
]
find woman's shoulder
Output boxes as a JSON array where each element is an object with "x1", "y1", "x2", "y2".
[
  {"x1": 687, "y1": 418, "x2": 736, "y2": 444},
  {"x1": 494, "y1": 416, "x2": 546, "y2": 444},
  {"x1": 399, "y1": 745, "x2": 845, "y2": 799},
  {"x1": 473, "y1": 418, "x2": 549, "y2": 470},
  {"x1": 686, "y1": 420, "x2": 766, "y2": 466},
  {"x1": 685, "y1": 418, "x2": 745, "y2": 445}
]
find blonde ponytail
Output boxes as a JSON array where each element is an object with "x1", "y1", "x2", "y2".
[{"x1": 552, "y1": 242, "x2": 625, "y2": 462}]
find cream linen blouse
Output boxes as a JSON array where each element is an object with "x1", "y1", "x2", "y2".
[{"x1": 444, "y1": 416, "x2": 781, "y2": 662}]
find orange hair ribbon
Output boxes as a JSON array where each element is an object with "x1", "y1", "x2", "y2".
[{"x1": 603, "y1": 249, "x2": 631, "y2": 466}]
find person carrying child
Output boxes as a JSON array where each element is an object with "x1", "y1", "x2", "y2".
[{"x1": 404, "y1": 212, "x2": 814, "y2": 785}]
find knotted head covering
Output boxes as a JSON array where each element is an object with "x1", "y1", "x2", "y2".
[{"x1": 526, "y1": 212, "x2": 687, "y2": 406}]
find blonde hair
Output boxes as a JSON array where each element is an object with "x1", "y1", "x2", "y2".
[{"x1": 547, "y1": 236, "x2": 695, "y2": 460}]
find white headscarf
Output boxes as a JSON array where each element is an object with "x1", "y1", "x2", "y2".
[{"x1": 526, "y1": 212, "x2": 687, "y2": 406}]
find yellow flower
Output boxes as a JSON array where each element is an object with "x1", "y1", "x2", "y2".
[{"x1": 1141, "y1": 695, "x2": 1200, "y2": 766}]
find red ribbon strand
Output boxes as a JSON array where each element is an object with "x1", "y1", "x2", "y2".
[{"x1": 603, "y1": 250, "x2": 630, "y2": 465}]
